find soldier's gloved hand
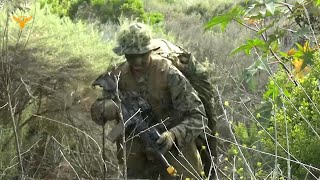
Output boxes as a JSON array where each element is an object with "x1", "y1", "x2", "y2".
[{"x1": 156, "y1": 131, "x2": 175, "y2": 154}]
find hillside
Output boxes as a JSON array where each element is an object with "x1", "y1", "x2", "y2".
[{"x1": 1, "y1": 0, "x2": 320, "y2": 179}]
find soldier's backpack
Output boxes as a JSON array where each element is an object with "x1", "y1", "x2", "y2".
[
  {"x1": 95, "y1": 38, "x2": 218, "y2": 177},
  {"x1": 152, "y1": 39, "x2": 217, "y2": 177}
]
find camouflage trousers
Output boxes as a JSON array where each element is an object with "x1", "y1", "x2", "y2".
[{"x1": 117, "y1": 137, "x2": 204, "y2": 180}]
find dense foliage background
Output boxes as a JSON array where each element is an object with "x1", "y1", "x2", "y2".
[{"x1": 0, "y1": 0, "x2": 319, "y2": 179}]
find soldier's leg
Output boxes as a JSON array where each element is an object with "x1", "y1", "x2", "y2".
[
  {"x1": 119, "y1": 138, "x2": 159, "y2": 179},
  {"x1": 127, "y1": 151, "x2": 159, "y2": 179}
]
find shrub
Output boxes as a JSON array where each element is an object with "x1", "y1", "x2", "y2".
[
  {"x1": 226, "y1": 122, "x2": 266, "y2": 179},
  {"x1": 1, "y1": 3, "x2": 119, "y2": 178},
  {"x1": 260, "y1": 51, "x2": 320, "y2": 179},
  {"x1": 39, "y1": 0, "x2": 86, "y2": 18},
  {"x1": 41, "y1": 0, "x2": 164, "y2": 24}
]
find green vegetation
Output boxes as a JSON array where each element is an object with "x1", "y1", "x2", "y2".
[
  {"x1": 1, "y1": 0, "x2": 320, "y2": 179},
  {"x1": 260, "y1": 52, "x2": 320, "y2": 179},
  {"x1": 1, "y1": 3, "x2": 118, "y2": 178},
  {"x1": 206, "y1": 0, "x2": 320, "y2": 179},
  {"x1": 40, "y1": 0, "x2": 164, "y2": 24}
]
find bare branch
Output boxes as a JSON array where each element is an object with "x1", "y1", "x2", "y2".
[
  {"x1": 51, "y1": 136, "x2": 81, "y2": 180},
  {"x1": 7, "y1": 92, "x2": 24, "y2": 178},
  {"x1": 0, "y1": 102, "x2": 8, "y2": 109},
  {"x1": 215, "y1": 86, "x2": 256, "y2": 180}
]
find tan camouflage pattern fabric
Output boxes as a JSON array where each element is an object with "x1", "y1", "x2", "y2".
[
  {"x1": 153, "y1": 39, "x2": 218, "y2": 169},
  {"x1": 165, "y1": 64, "x2": 207, "y2": 147},
  {"x1": 109, "y1": 55, "x2": 207, "y2": 179}
]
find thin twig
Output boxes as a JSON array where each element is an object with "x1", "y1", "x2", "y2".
[
  {"x1": 232, "y1": 155, "x2": 236, "y2": 180},
  {"x1": 0, "y1": 137, "x2": 42, "y2": 179},
  {"x1": 160, "y1": 119, "x2": 202, "y2": 179},
  {"x1": 114, "y1": 73, "x2": 127, "y2": 180},
  {"x1": 33, "y1": 136, "x2": 50, "y2": 178},
  {"x1": 102, "y1": 125, "x2": 106, "y2": 180},
  {"x1": 201, "y1": 116, "x2": 218, "y2": 180},
  {"x1": 31, "y1": 114, "x2": 104, "y2": 161},
  {"x1": 239, "y1": 99, "x2": 318, "y2": 178},
  {"x1": 209, "y1": 134, "x2": 320, "y2": 173},
  {"x1": 0, "y1": 102, "x2": 8, "y2": 109},
  {"x1": 51, "y1": 137, "x2": 80, "y2": 180},
  {"x1": 301, "y1": 2, "x2": 319, "y2": 48},
  {"x1": 215, "y1": 86, "x2": 256, "y2": 180},
  {"x1": 20, "y1": 77, "x2": 35, "y2": 98},
  {"x1": 7, "y1": 93, "x2": 24, "y2": 178},
  {"x1": 283, "y1": 102, "x2": 291, "y2": 180}
]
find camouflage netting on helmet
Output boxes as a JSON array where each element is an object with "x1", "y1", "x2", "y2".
[{"x1": 113, "y1": 23, "x2": 159, "y2": 55}]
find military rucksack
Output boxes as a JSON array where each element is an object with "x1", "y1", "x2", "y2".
[{"x1": 152, "y1": 39, "x2": 217, "y2": 177}]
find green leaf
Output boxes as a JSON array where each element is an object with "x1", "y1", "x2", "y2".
[
  {"x1": 257, "y1": 27, "x2": 268, "y2": 35},
  {"x1": 301, "y1": 50, "x2": 315, "y2": 69},
  {"x1": 241, "y1": 67, "x2": 258, "y2": 91},
  {"x1": 255, "y1": 101, "x2": 273, "y2": 123},
  {"x1": 241, "y1": 59, "x2": 268, "y2": 91},
  {"x1": 205, "y1": 15, "x2": 232, "y2": 31},
  {"x1": 205, "y1": 6, "x2": 244, "y2": 31},
  {"x1": 232, "y1": 44, "x2": 252, "y2": 55},
  {"x1": 248, "y1": 38, "x2": 266, "y2": 47},
  {"x1": 279, "y1": 51, "x2": 289, "y2": 58},
  {"x1": 282, "y1": 87, "x2": 291, "y2": 97},
  {"x1": 263, "y1": 80, "x2": 279, "y2": 100},
  {"x1": 259, "y1": 10, "x2": 267, "y2": 17},
  {"x1": 293, "y1": 51, "x2": 304, "y2": 57},
  {"x1": 265, "y1": 2, "x2": 275, "y2": 15},
  {"x1": 257, "y1": 20, "x2": 275, "y2": 35},
  {"x1": 266, "y1": 34, "x2": 279, "y2": 50},
  {"x1": 296, "y1": 42, "x2": 304, "y2": 51},
  {"x1": 232, "y1": 38, "x2": 266, "y2": 55}
]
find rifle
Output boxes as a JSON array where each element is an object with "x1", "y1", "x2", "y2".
[{"x1": 92, "y1": 73, "x2": 177, "y2": 177}]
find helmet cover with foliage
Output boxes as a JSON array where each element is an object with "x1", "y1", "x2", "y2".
[{"x1": 113, "y1": 22, "x2": 160, "y2": 55}]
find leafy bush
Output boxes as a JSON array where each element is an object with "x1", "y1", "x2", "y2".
[
  {"x1": 41, "y1": 0, "x2": 164, "y2": 24},
  {"x1": 225, "y1": 122, "x2": 266, "y2": 179},
  {"x1": 184, "y1": 1, "x2": 233, "y2": 20},
  {"x1": 145, "y1": 12, "x2": 164, "y2": 24},
  {"x1": 260, "y1": 51, "x2": 320, "y2": 179},
  {"x1": 39, "y1": 0, "x2": 86, "y2": 17},
  {"x1": 204, "y1": 0, "x2": 320, "y2": 178}
]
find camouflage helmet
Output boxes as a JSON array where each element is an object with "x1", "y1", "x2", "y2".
[{"x1": 113, "y1": 22, "x2": 160, "y2": 55}]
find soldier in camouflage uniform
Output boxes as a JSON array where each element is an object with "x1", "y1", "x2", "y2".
[{"x1": 93, "y1": 22, "x2": 208, "y2": 179}]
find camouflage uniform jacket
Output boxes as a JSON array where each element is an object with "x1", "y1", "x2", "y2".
[
  {"x1": 107, "y1": 54, "x2": 208, "y2": 178},
  {"x1": 109, "y1": 54, "x2": 208, "y2": 148}
]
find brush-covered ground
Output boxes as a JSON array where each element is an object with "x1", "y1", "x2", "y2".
[{"x1": 1, "y1": 0, "x2": 320, "y2": 179}]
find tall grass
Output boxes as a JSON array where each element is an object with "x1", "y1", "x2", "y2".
[
  {"x1": 0, "y1": 2, "x2": 121, "y2": 179},
  {"x1": 1, "y1": 0, "x2": 319, "y2": 179}
]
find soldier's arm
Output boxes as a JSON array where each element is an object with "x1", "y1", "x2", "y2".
[{"x1": 167, "y1": 65, "x2": 208, "y2": 147}]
